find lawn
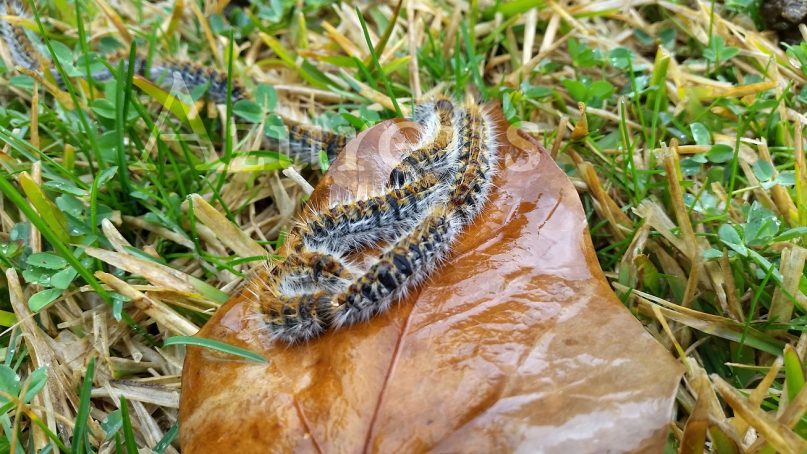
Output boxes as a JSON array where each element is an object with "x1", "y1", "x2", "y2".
[{"x1": 0, "y1": 0, "x2": 806, "y2": 452}]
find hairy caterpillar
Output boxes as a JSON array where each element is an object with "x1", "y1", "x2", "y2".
[
  {"x1": 448, "y1": 102, "x2": 497, "y2": 223},
  {"x1": 255, "y1": 99, "x2": 499, "y2": 343},
  {"x1": 297, "y1": 172, "x2": 444, "y2": 255},
  {"x1": 0, "y1": 0, "x2": 350, "y2": 165},
  {"x1": 388, "y1": 98, "x2": 458, "y2": 188},
  {"x1": 0, "y1": 0, "x2": 39, "y2": 72},
  {"x1": 262, "y1": 206, "x2": 463, "y2": 342}
]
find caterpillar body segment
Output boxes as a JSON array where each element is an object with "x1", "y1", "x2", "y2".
[
  {"x1": 447, "y1": 103, "x2": 498, "y2": 225},
  {"x1": 388, "y1": 97, "x2": 458, "y2": 188},
  {"x1": 328, "y1": 206, "x2": 461, "y2": 328},
  {"x1": 262, "y1": 292, "x2": 334, "y2": 343},
  {"x1": 298, "y1": 173, "x2": 445, "y2": 255},
  {"x1": 272, "y1": 249, "x2": 356, "y2": 296}
]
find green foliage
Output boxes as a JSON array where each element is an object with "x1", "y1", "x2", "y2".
[
  {"x1": 163, "y1": 336, "x2": 267, "y2": 363},
  {"x1": 72, "y1": 357, "x2": 95, "y2": 453},
  {"x1": 706, "y1": 144, "x2": 734, "y2": 163},
  {"x1": 567, "y1": 37, "x2": 604, "y2": 68},
  {"x1": 0, "y1": 366, "x2": 47, "y2": 407},
  {"x1": 561, "y1": 78, "x2": 614, "y2": 108},
  {"x1": 786, "y1": 42, "x2": 807, "y2": 77},
  {"x1": 704, "y1": 36, "x2": 740, "y2": 66}
]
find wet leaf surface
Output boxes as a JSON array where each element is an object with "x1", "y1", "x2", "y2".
[{"x1": 179, "y1": 109, "x2": 683, "y2": 452}]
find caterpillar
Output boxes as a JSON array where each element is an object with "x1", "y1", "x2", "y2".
[
  {"x1": 447, "y1": 102, "x2": 497, "y2": 224},
  {"x1": 0, "y1": 0, "x2": 39, "y2": 72},
  {"x1": 388, "y1": 97, "x2": 458, "y2": 188},
  {"x1": 0, "y1": 0, "x2": 350, "y2": 166},
  {"x1": 254, "y1": 100, "x2": 499, "y2": 343},
  {"x1": 297, "y1": 172, "x2": 444, "y2": 255},
  {"x1": 262, "y1": 206, "x2": 463, "y2": 342}
]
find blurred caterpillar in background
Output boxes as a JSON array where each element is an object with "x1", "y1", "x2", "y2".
[
  {"x1": 0, "y1": 0, "x2": 357, "y2": 165},
  {"x1": 0, "y1": 0, "x2": 500, "y2": 343}
]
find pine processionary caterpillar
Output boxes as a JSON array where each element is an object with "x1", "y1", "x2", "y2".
[
  {"x1": 0, "y1": 1, "x2": 347, "y2": 166},
  {"x1": 261, "y1": 205, "x2": 463, "y2": 343},
  {"x1": 296, "y1": 166, "x2": 444, "y2": 255},
  {"x1": 0, "y1": 0, "x2": 44, "y2": 72},
  {"x1": 388, "y1": 97, "x2": 457, "y2": 188},
  {"x1": 255, "y1": 99, "x2": 499, "y2": 344},
  {"x1": 448, "y1": 103, "x2": 497, "y2": 224}
]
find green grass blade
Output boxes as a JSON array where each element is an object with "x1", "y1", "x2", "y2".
[
  {"x1": 120, "y1": 396, "x2": 138, "y2": 454},
  {"x1": 356, "y1": 7, "x2": 402, "y2": 117},
  {"x1": 72, "y1": 356, "x2": 95, "y2": 453},
  {"x1": 153, "y1": 422, "x2": 178, "y2": 454},
  {"x1": 115, "y1": 43, "x2": 138, "y2": 208},
  {"x1": 163, "y1": 336, "x2": 267, "y2": 363},
  {"x1": 362, "y1": 0, "x2": 403, "y2": 68},
  {"x1": 18, "y1": 173, "x2": 69, "y2": 243},
  {"x1": 784, "y1": 345, "x2": 805, "y2": 401}
]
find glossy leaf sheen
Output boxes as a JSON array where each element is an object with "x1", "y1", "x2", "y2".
[{"x1": 179, "y1": 111, "x2": 682, "y2": 452}]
